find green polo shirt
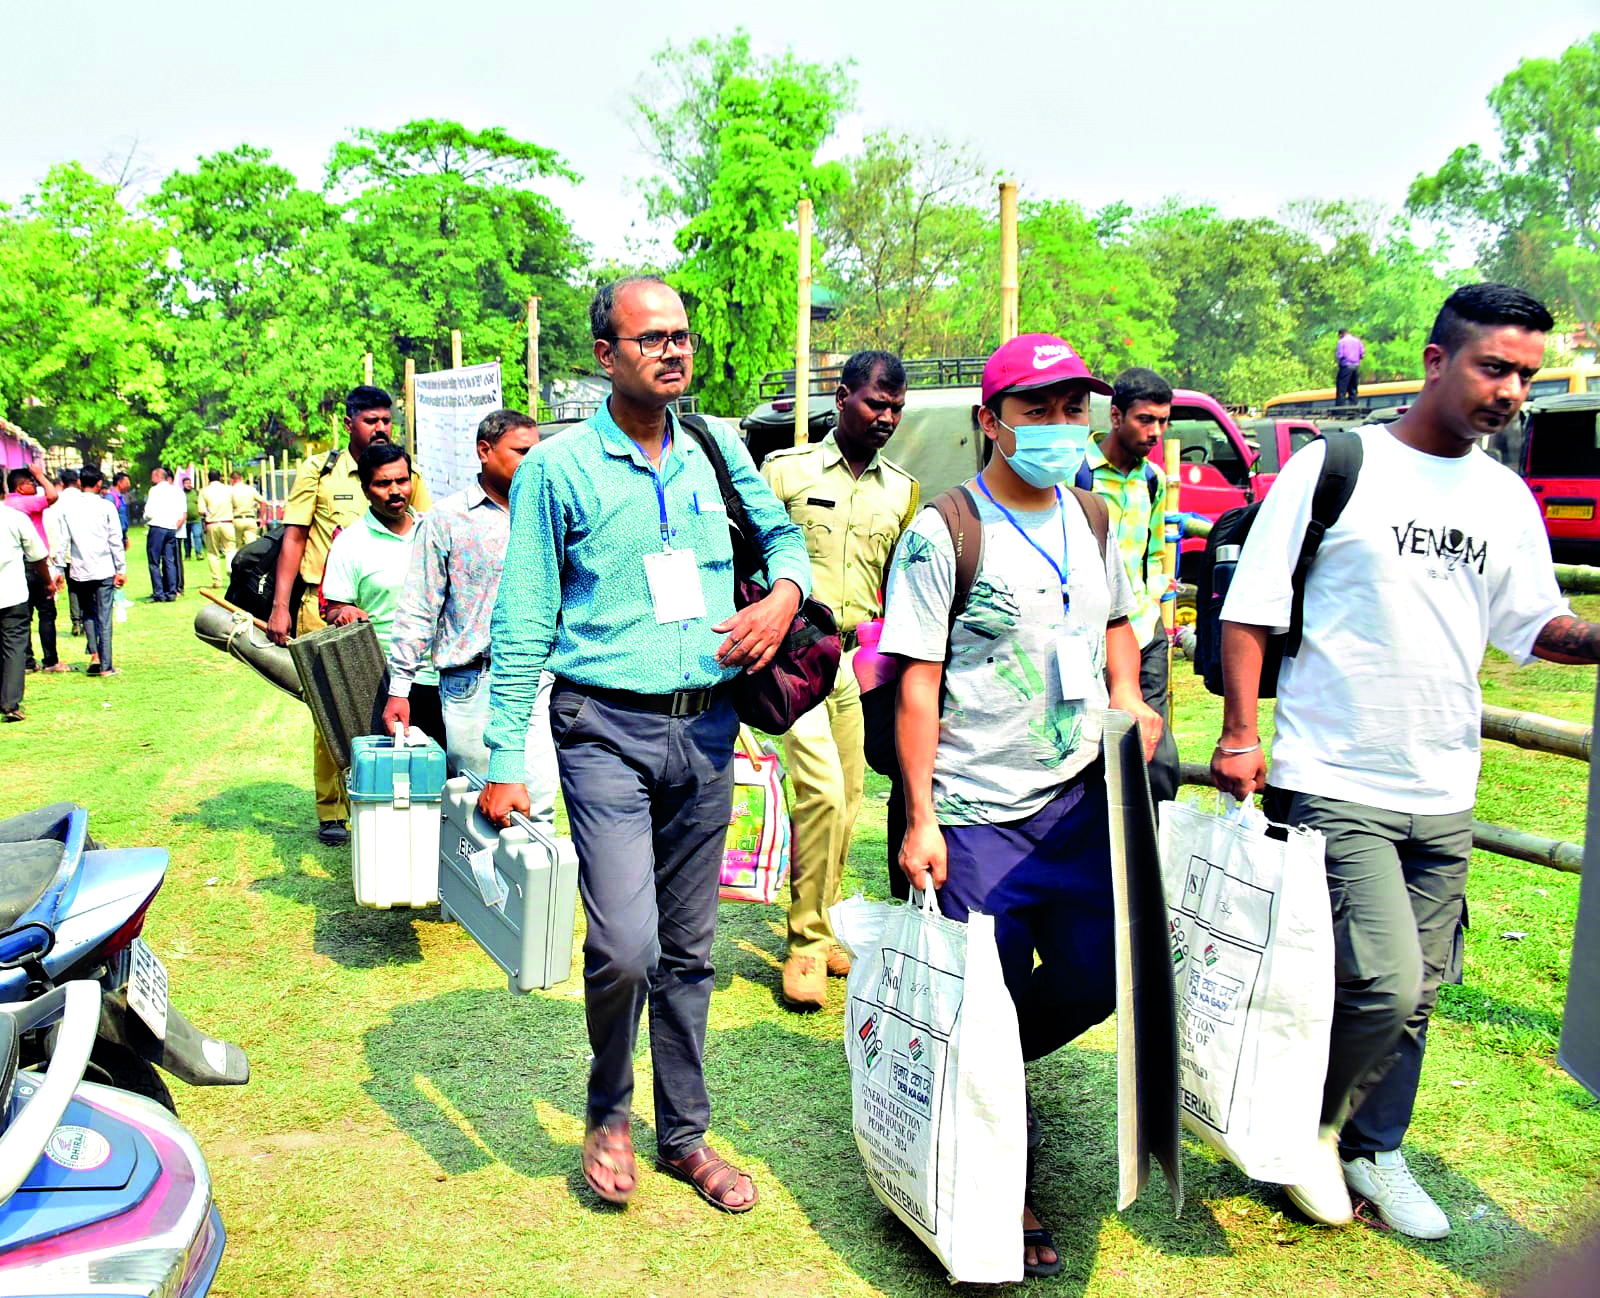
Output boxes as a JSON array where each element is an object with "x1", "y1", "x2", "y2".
[
  {"x1": 320, "y1": 508, "x2": 438, "y2": 687},
  {"x1": 1083, "y1": 440, "x2": 1166, "y2": 644}
]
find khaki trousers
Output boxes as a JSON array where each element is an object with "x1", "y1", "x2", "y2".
[
  {"x1": 233, "y1": 520, "x2": 259, "y2": 550},
  {"x1": 297, "y1": 599, "x2": 349, "y2": 823},
  {"x1": 782, "y1": 650, "x2": 864, "y2": 958},
  {"x1": 204, "y1": 522, "x2": 236, "y2": 585}
]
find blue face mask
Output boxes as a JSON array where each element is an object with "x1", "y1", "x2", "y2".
[{"x1": 997, "y1": 420, "x2": 1090, "y2": 488}]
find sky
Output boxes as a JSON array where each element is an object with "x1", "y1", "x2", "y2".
[{"x1": 3, "y1": 0, "x2": 1596, "y2": 264}]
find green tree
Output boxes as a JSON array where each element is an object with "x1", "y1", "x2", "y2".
[
  {"x1": 630, "y1": 29, "x2": 854, "y2": 226},
  {"x1": 325, "y1": 119, "x2": 592, "y2": 402},
  {"x1": 150, "y1": 145, "x2": 365, "y2": 462},
  {"x1": 671, "y1": 76, "x2": 847, "y2": 413},
  {"x1": 928, "y1": 200, "x2": 1176, "y2": 375},
  {"x1": 1131, "y1": 204, "x2": 1333, "y2": 402},
  {"x1": 0, "y1": 163, "x2": 170, "y2": 463},
  {"x1": 819, "y1": 133, "x2": 988, "y2": 356},
  {"x1": 1408, "y1": 32, "x2": 1600, "y2": 336}
]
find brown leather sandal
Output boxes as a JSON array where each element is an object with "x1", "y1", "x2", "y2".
[
  {"x1": 581, "y1": 1122, "x2": 636, "y2": 1205},
  {"x1": 658, "y1": 1144, "x2": 759, "y2": 1214}
]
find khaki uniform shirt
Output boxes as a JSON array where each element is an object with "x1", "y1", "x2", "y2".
[
  {"x1": 283, "y1": 447, "x2": 433, "y2": 583},
  {"x1": 760, "y1": 432, "x2": 918, "y2": 634},
  {"x1": 199, "y1": 482, "x2": 235, "y2": 525},
  {"x1": 230, "y1": 482, "x2": 264, "y2": 524}
]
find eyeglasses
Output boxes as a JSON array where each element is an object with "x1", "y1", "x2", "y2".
[{"x1": 604, "y1": 330, "x2": 704, "y2": 358}]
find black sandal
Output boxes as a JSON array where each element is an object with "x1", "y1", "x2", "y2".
[{"x1": 1023, "y1": 1201, "x2": 1063, "y2": 1279}]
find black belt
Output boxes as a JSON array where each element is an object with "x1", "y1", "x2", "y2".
[
  {"x1": 559, "y1": 679, "x2": 731, "y2": 718},
  {"x1": 451, "y1": 654, "x2": 490, "y2": 672},
  {"x1": 840, "y1": 628, "x2": 861, "y2": 652}
]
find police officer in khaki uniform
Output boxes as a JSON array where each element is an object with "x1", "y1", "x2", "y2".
[
  {"x1": 266, "y1": 386, "x2": 433, "y2": 845},
  {"x1": 761, "y1": 351, "x2": 917, "y2": 1009},
  {"x1": 230, "y1": 470, "x2": 265, "y2": 549}
]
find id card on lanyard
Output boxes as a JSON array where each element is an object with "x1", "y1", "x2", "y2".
[
  {"x1": 975, "y1": 475, "x2": 1094, "y2": 702},
  {"x1": 640, "y1": 428, "x2": 708, "y2": 624}
]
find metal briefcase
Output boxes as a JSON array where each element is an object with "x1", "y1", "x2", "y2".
[{"x1": 438, "y1": 774, "x2": 580, "y2": 993}]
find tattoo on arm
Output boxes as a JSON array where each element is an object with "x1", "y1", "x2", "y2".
[{"x1": 1533, "y1": 615, "x2": 1600, "y2": 664}]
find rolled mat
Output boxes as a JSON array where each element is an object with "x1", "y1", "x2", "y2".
[
  {"x1": 193, "y1": 603, "x2": 304, "y2": 701},
  {"x1": 286, "y1": 621, "x2": 389, "y2": 772}
]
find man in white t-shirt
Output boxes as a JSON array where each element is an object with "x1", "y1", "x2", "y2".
[
  {"x1": 1212, "y1": 283, "x2": 1599, "y2": 1239},
  {"x1": 882, "y1": 333, "x2": 1162, "y2": 1278}
]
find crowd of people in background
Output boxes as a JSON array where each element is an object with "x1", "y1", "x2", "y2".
[{"x1": 0, "y1": 458, "x2": 268, "y2": 720}]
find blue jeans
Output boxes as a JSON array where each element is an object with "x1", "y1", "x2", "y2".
[
  {"x1": 145, "y1": 527, "x2": 179, "y2": 600},
  {"x1": 68, "y1": 577, "x2": 116, "y2": 672},
  {"x1": 549, "y1": 684, "x2": 737, "y2": 1157},
  {"x1": 438, "y1": 664, "x2": 557, "y2": 832},
  {"x1": 938, "y1": 768, "x2": 1116, "y2": 1063}
]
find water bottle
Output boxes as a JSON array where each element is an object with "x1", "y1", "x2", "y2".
[{"x1": 113, "y1": 592, "x2": 131, "y2": 624}]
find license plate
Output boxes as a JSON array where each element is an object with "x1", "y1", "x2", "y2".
[
  {"x1": 128, "y1": 938, "x2": 169, "y2": 1040},
  {"x1": 1546, "y1": 503, "x2": 1594, "y2": 520}
]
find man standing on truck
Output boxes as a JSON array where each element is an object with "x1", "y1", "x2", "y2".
[
  {"x1": 1081, "y1": 367, "x2": 1179, "y2": 805},
  {"x1": 1336, "y1": 328, "x2": 1365, "y2": 405},
  {"x1": 266, "y1": 385, "x2": 433, "y2": 846},
  {"x1": 760, "y1": 349, "x2": 918, "y2": 1010},
  {"x1": 1212, "y1": 283, "x2": 1600, "y2": 1239},
  {"x1": 883, "y1": 333, "x2": 1162, "y2": 1276}
]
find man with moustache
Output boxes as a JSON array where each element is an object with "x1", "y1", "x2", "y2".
[
  {"x1": 760, "y1": 349, "x2": 918, "y2": 1009},
  {"x1": 322, "y1": 441, "x2": 444, "y2": 748},
  {"x1": 882, "y1": 333, "x2": 1162, "y2": 1276},
  {"x1": 383, "y1": 408, "x2": 556, "y2": 821},
  {"x1": 1213, "y1": 283, "x2": 1600, "y2": 1238},
  {"x1": 268, "y1": 385, "x2": 433, "y2": 845},
  {"x1": 1080, "y1": 367, "x2": 1179, "y2": 804},
  {"x1": 477, "y1": 277, "x2": 809, "y2": 1214},
  {"x1": 4, "y1": 466, "x2": 64, "y2": 674}
]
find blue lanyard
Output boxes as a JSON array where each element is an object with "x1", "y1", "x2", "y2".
[
  {"x1": 649, "y1": 427, "x2": 674, "y2": 546},
  {"x1": 975, "y1": 472, "x2": 1071, "y2": 612}
]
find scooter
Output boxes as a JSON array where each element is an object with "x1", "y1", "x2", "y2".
[
  {"x1": 0, "y1": 804, "x2": 248, "y2": 1109},
  {"x1": 0, "y1": 980, "x2": 226, "y2": 1296}
]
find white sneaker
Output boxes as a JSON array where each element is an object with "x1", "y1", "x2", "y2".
[
  {"x1": 1285, "y1": 1125, "x2": 1353, "y2": 1226},
  {"x1": 1342, "y1": 1149, "x2": 1451, "y2": 1239}
]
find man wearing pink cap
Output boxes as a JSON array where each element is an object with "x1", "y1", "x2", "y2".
[{"x1": 880, "y1": 333, "x2": 1162, "y2": 1277}]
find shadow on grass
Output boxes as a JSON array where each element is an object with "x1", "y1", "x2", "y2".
[
  {"x1": 361, "y1": 986, "x2": 655, "y2": 1209},
  {"x1": 1434, "y1": 981, "x2": 1565, "y2": 1043},
  {"x1": 176, "y1": 780, "x2": 442, "y2": 969}
]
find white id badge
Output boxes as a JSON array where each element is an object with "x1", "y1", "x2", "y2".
[
  {"x1": 644, "y1": 547, "x2": 707, "y2": 624},
  {"x1": 1056, "y1": 631, "x2": 1096, "y2": 702}
]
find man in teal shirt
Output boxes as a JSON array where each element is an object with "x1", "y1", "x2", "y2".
[{"x1": 478, "y1": 277, "x2": 809, "y2": 1215}]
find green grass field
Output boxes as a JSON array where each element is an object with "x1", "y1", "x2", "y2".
[{"x1": 5, "y1": 537, "x2": 1598, "y2": 1297}]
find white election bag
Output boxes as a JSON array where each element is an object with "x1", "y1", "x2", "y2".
[
  {"x1": 830, "y1": 888, "x2": 1025, "y2": 1284},
  {"x1": 1158, "y1": 797, "x2": 1333, "y2": 1184}
]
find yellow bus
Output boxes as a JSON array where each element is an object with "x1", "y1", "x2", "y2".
[{"x1": 1263, "y1": 365, "x2": 1600, "y2": 418}]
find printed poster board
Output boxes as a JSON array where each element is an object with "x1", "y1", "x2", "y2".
[
  {"x1": 1103, "y1": 709, "x2": 1184, "y2": 1214},
  {"x1": 413, "y1": 362, "x2": 503, "y2": 501},
  {"x1": 1558, "y1": 674, "x2": 1600, "y2": 1100}
]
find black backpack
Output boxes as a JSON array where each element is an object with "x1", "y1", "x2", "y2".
[
  {"x1": 1191, "y1": 430, "x2": 1363, "y2": 698},
  {"x1": 225, "y1": 450, "x2": 339, "y2": 621}
]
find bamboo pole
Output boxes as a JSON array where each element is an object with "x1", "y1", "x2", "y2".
[
  {"x1": 999, "y1": 182, "x2": 1019, "y2": 343},
  {"x1": 1555, "y1": 563, "x2": 1600, "y2": 594},
  {"x1": 794, "y1": 199, "x2": 813, "y2": 446},
  {"x1": 362, "y1": 351, "x2": 374, "y2": 386},
  {"x1": 450, "y1": 330, "x2": 463, "y2": 371},
  {"x1": 527, "y1": 296, "x2": 540, "y2": 417},
  {"x1": 1177, "y1": 763, "x2": 1583, "y2": 873},
  {"x1": 404, "y1": 358, "x2": 418, "y2": 457},
  {"x1": 1481, "y1": 704, "x2": 1591, "y2": 761}
]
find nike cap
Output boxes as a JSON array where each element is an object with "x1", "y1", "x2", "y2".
[{"x1": 981, "y1": 332, "x2": 1112, "y2": 403}]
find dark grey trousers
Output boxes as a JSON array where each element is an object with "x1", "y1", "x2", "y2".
[
  {"x1": 1264, "y1": 786, "x2": 1471, "y2": 1155},
  {"x1": 23, "y1": 566, "x2": 57, "y2": 669},
  {"x1": 0, "y1": 599, "x2": 28, "y2": 713},
  {"x1": 1141, "y1": 628, "x2": 1179, "y2": 807},
  {"x1": 550, "y1": 683, "x2": 737, "y2": 1160}
]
